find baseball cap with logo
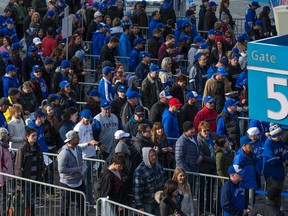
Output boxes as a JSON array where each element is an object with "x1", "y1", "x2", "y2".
[
  {"x1": 228, "y1": 165, "x2": 245, "y2": 175},
  {"x1": 187, "y1": 91, "x2": 202, "y2": 100},
  {"x1": 159, "y1": 90, "x2": 172, "y2": 99},
  {"x1": 169, "y1": 98, "x2": 183, "y2": 107}
]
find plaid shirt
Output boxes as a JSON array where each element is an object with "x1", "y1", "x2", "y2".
[{"x1": 133, "y1": 162, "x2": 165, "y2": 209}]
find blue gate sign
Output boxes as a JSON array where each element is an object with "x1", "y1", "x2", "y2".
[{"x1": 248, "y1": 35, "x2": 288, "y2": 125}]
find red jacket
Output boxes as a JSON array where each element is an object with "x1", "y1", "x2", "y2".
[
  {"x1": 194, "y1": 106, "x2": 218, "y2": 133},
  {"x1": 42, "y1": 35, "x2": 57, "y2": 57}
]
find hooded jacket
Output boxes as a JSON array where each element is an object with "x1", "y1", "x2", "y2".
[
  {"x1": 2, "y1": 75, "x2": 20, "y2": 97},
  {"x1": 133, "y1": 147, "x2": 165, "y2": 209},
  {"x1": 129, "y1": 48, "x2": 141, "y2": 72},
  {"x1": 92, "y1": 31, "x2": 105, "y2": 60},
  {"x1": 28, "y1": 120, "x2": 48, "y2": 152},
  {"x1": 30, "y1": 72, "x2": 49, "y2": 103},
  {"x1": 162, "y1": 108, "x2": 180, "y2": 146}
]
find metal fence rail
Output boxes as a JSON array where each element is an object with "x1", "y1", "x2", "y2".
[
  {"x1": 95, "y1": 197, "x2": 155, "y2": 216},
  {"x1": 0, "y1": 171, "x2": 87, "y2": 216}
]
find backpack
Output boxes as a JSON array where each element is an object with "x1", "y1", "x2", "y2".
[
  {"x1": 7, "y1": 191, "x2": 29, "y2": 216},
  {"x1": 93, "y1": 169, "x2": 111, "y2": 201}
]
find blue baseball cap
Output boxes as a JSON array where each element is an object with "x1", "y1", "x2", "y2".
[
  {"x1": 6, "y1": 18, "x2": 14, "y2": 24},
  {"x1": 194, "y1": 36, "x2": 205, "y2": 43},
  {"x1": 232, "y1": 47, "x2": 240, "y2": 54},
  {"x1": 263, "y1": 6, "x2": 270, "y2": 11},
  {"x1": 126, "y1": 89, "x2": 141, "y2": 99},
  {"x1": 12, "y1": 43, "x2": 23, "y2": 50},
  {"x1": 75, "y1": 50, "x2": 85, "y2": 61},
  {"x1": 225, "y1": 98, "x2": 239, "y2": 107},
  {"x1": 240, "y1": 135, "x2": 255, "y2": 146},
  {"x1": 102, "y1": 66, "x2": 114, "y2": 74},
  {"x1": 47, "y1": 10, "x2": 56, "y2": 17},
  {"x1": 89, "y1": 89, "x2": 101, "y2": 97},
  {"x1": 1, "y1": 52, "x2": 11, "y2": 60},
  {"x1": 6, "y1": 64, "x2": 18, "y2": 73},
  {"x1": 100, "y1": 101, "x2": 111, "y2": 110},
  {"x1": 150, "y1": 64, "x2": 161, "y2": 72},
  {"x1": 140, "y1": 0, "x2": 147, "y2": 6},
  {"x1": 230, "y1": 54, "x2": 240, "y2": 60},
  {"x1": 181, "y1": 20, "x2": 192, "y2": 28},
  {"x1": 59, "y1": 80, "x2": 71, "y2": 88},
  {"x1": 34, "y1": 109, "x2": 47, "y2": 118},
  {"x1": 199, "y1": 43, "x2": 209, "y2": 49},
  {"x1": 44, "y1": 57, "x2": 55, "y2": 65},
  {"x1": 180, "y1": 35, "x2": 191, "y2": 42},
  {"x1": 47, "y1": 94, "x2": 61, "y2": 103},
  {"x1": 91, "y1": 2, "x2": 99, "y2": 8},
  {"x1": 32, "y1": 65, "x2": 42, "y2": 72},
  {"x1": 97, "y1": 22, "x2": 106, "y2": 30},
  {"x1": 208, "y1": 29, "x2": 217, "y2": 35},
  {"x1": 79, "y1": 109, "x2": 92, "y2": 119},
  {"x1": 203, "y1": 96, "x2": 215, "y2": 103},
  {"x1": 140, "y1": 51, "x2": 151, "y2": 59},
  {"x1": 228, "y1": 165, "x2": 245, "y2": 175},
  {"x1": 61, "y1": 60, "x2": 71, "y2": 69},
  {"x1": 251, "y1": 1, "x2": 261, "y2": 8},
  {"x1": 216, "y1": 67, "x2": 228, "y2": 76},
  {"x1": 209, "y1": 1, "x2": 218, "y2": 7},
  {"x1": 194, "y1": 52, "x2": 206, "y2": 61},
  {"x1": 159, "y1": 90, "x2": 172, "y2": 99},
  {"x1": 28, "y1": 45, "x2": 37, "y2": 52},
  {"x1": 237, "y1": 35, "x2": 245, "y2": 43},
  {"x1": 133, "y1": 38, "x2": 144, "y2": 45},
  {"x1": 187, "y1": 91, "x2": 202, "y2": 100},
  {"x1": 117, "y1": 85, "x2": 127, "y2": 92}
]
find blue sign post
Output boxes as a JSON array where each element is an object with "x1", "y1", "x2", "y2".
[{"x1": 248, "y1": 35, "x2": 288, "y2": 126}]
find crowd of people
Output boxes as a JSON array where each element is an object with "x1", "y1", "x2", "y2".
[{"x1": 0, "y1": 0, "x2": 286, "y2": 215}]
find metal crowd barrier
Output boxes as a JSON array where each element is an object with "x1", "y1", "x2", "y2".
[
  {"x1": 0, "y1": 171, "x2": 87, "y2": 216},
  {"x1": 95, "y1": 197, "x2": 155, "y2": 216}
]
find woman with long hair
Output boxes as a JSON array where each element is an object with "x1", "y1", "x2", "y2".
[
  {"x1": 151, "y1": 122, "x2": 175, "y2": 168},
  {"x1": 58, "y1": 107, "x2": 78, "y2": 145},
  {"x1": 84, "y1": 89, "x2": 101, "y2": 117},
  {"x1": 57, "y1": 81, "x2": 77, "y2": 112},
  {"x1": 219, "y1": 0, "x2": 235, "y2": 29},
  {"x1": 159, "y1": 179, "x2": 185, "y2": 216},
  {"x1": 29, "y1": 12, "x2": 41, "y2": 31},
  {"x1": 0, "y1": 36, "x2": 12, "y2": 53},
  {"x1": 67, "y1": 33, "x2": 84, "y2": 60},
  {"x1": 113, "y1": 65, "x2": 127, "y2": 91},
  {"x1": 50, "y1": 46, "x2": 65, "y2": 67},
  {"x1": 210, "y1": 38, "x2": 227, "y2": 65},
  {"x1": 159, "y1": 57, "x2": 174, "y2": 89},
  {"x1": 172, "y1": 167, "x2": 194, "y2": 216}
]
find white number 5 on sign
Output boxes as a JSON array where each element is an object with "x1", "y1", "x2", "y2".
[{"x1": 267, "y1": 77, "x2": 288, "y2": 120}]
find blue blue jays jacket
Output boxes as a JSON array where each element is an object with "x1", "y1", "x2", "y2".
[
  {"x1": 263, "y1": 138, "x2": 288, "y2": 181},
  {"x1": 245, "y1": 8, "x2": 257, "y2": 33},
  {"x1": 148, "y1": 19, "x2": 160, "y2": 39},
  {"x1": 233, "y1": 146, "x2": 258, "y2": 189},
  {"x1": 2, "y1": 75, "x2": 20, "y2": 97},
  {"x1": 221, "y1": 180, "x2": 246, "y2": 216}
]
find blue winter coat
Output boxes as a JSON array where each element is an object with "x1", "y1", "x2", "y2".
[
  {"x1": 162, "y1": 108, "x2": 180, "y2": 147},
  {"x1": 129, "y1": 48, "x2": 140, "y2": 72},
  {"x1": 3, "y1": 27, "x2": 18, "y2": 43},
  {"x1": 175, "y1": 133, "x2": 199, "y2": 172},
  {"x1": 92, "y1": 31, "x2": 105, "y2": 60},
  {"x1": 263, "y1": 138, "x2": 288, "y2": 181},
  {"x1": 2, "y1": 75, "x2": 20, "y2": 97},
  {"x1": 252, "y1": 133, "x2": 265, "y2": 174},
  {"x1": 118, "y1": 33, "x2": 132, "y2": 63},
  {"x1": 28, "y1": 120, "x2": 48, "y2": 152}
]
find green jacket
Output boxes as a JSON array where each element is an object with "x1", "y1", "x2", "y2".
[
  {"x1": 215, "y1": 147, "x2": 234, "y2": 185},
  {"x1": 14, "y1": 3, "x2": 27, "y2": 24}
]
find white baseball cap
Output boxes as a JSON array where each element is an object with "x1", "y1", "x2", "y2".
[
  {"x1": 33, "y1": 37, "x2": 42, "y2": 45},
  {"x1": 247, "y1": 127, "x2": 260, "y2": 136},
  {"x1": 114, "y1": 130, "x2": 130, "y2": 139}
]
